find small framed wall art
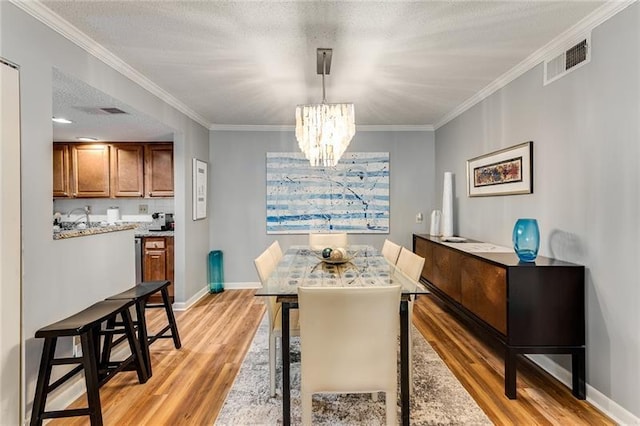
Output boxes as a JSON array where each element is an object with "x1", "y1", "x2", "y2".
[
  {"x1": 192, "y1": 158, "x2": 208, "y2": 220},
  {"x1": 466, "y1": 141, "x2": 533, "y2": 197}
]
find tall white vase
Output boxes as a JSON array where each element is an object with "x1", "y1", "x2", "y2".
[{"x1": 441, "y1": 172, "x2": 454, "y2": 237}]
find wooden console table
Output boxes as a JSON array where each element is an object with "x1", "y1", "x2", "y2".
[{"x1": 413, "y1": 234, "x2": 586, "y2": 399}]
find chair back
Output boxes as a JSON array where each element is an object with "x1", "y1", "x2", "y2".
[
  {"x1": 298, "y1": 286, "x2": 400, "y2": 395},
  {"x1": 308, "y1": 232, "x2": 348, "y2": 249},
  {"x1": 268, "y1": 240, "x2": 283, "y2": 264},
  {"x1": 254, "y1": 248, "x2": 276, "y2": 283},
  {"x1": 396, "y1": 247, "x2": 425, "y2": 282},
  {"x1": 381, "y1": 239, "x2": 402, "y2": 264},
  {"x1": 254, "y1": 248, "x2": 280, "y2": 326}
]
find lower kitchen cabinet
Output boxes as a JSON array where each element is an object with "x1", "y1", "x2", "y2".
[{"x1": 143, "y1": 236, "x2": 174, "y2": 302}]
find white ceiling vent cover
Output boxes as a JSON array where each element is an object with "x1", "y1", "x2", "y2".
[{"x1": 544, "y1": 35, "x2": 590, "y2": 86}]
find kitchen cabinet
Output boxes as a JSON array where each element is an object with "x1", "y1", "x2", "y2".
[
  {"x1": 53, "y1": 142, "x2": 173, "y2": 199},
  {"x1": 143, "y1": 236, "x2": 174, "y2": 302},
  {"x1": 71, "y1": 144, "x2": 110, "y2": 198},
  {"x1": 52, "y1": 144, "x2": 71, "y2": 197},
  {"x1": 110, "y1": 143, "x2": 144, "y2": 197},
  {"x1": 413, "y1": 234, "x2": 585, "y2": 400},
  {"x1": 145, "y1": 144, "x2": 174, "y2": 197}
]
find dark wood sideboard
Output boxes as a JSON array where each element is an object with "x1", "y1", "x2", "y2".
[{"x1": 413, "y1": 234, "x2": 586, "y2": 399}]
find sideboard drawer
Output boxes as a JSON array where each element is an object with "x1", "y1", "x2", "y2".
[
  {"x1": 432, "y1": 243, "x2": 462, "y2": 302},
  {"x1": 461, "y1": 255, "x2": 507, "y2": 335}
]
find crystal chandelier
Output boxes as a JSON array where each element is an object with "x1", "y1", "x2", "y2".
[{"x1": 295, "y1": 48, "x2": 355, "y2": 167}]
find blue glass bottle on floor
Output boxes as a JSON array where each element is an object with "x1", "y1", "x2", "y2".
[
  {"x1": 512, "y1": 218, "x2": 540, "y2": 262},
  {"x1": 208, "y1": 250, "x2": 224, "y2": 293}
]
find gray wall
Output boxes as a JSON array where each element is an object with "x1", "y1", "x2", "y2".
[
  {"x1": 435, "y1": 4, "x2": 639, "y2": 419},
  {"x1": 210, "y1": 130, "x2": 435, "y2": 283},
  {"x1": 1, "y1": 2, "x2": 210, "y2": 418}
]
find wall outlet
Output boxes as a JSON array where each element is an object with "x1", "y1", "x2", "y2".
[
  {"x1": 416, "y1": 212, "x2": 424, "y2": 223},
  {"x1": 138, "y1": 204, "x2": 149, "y2": 214},
  {"x1": 72, "y1": 336, "x2": 82, "y2": 357}
]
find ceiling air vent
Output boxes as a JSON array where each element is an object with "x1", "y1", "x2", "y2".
[
  {"x1": 100, "y1": 107, "x2": 128, "y2": 114},
  {"x1": 544, "y1": 35, "x2": 590, "y2": 86}
]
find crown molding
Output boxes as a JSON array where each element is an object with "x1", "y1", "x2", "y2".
[
  {"x1": 210, "y1": 124, "x2": 434, "y2": 132},
  {"x1": 210, "y1": 124, "x2": 295, "y2": 132},
  {"x1": 434, "y1": 0, "x2": 635, "y2": 130},
  {"x1": 10, "y1": 0, "x2": 211, "y2": 129},
  {"x1": 357, "y1": 124, "x2": 434, "y2": 132}
]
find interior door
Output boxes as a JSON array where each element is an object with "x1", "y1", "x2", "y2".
[{"x1": 0, "y1": 59, "x2": 22, "y2": 425}]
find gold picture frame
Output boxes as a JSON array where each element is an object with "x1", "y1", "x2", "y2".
[{"x1": 466, "y1": 141, "x2": 533, "y2": 197}]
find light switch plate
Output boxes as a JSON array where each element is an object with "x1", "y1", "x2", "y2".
[{"x1": 139, "y1": 204, "x2": 148, "y2": 214}]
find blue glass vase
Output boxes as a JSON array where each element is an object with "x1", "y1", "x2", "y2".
[
  {"x1": 208, "y1": 250, "x2": 224, "y2": 293},
  {"x1": 512, "y1": 218, "x2": 540, "y2": 262}
]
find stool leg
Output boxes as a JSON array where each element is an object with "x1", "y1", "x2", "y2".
[
  {"x1": 135, "y1": 299, "x2": 152, "y2": 377},
  {"x1": 160, "y1": 287, "x2": 181, "y2": 349},
  {"x1": 30, "y1": 337, "x2": 57, "y2": 426},
  {"x1": 81, "y1": 331, "x2": 103, "y2": 426},
  {"x1": 121, "y1": 308, "x2": 148, "y2": 384},
  {"x1": 100, "y1": 316, "x2": 117, "y2": 371}
]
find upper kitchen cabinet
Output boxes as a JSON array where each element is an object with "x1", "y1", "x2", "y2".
[
  {"x1": 145, "y1": 143, "x2": 174, "y2": 197},
  {"x1": 71, "y1": 143, "x2": 110, "y2": 198},
  {"x1": 111, "y1": 143, "x2": 144, "y2": 197},
  {"x1": 53, "y1": 142, "x2": 173, "y2": 199},
  {"x1": 52, "y1": 144, "x2": 71, "y2": 197}
]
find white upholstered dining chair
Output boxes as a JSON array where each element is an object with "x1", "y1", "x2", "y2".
[
  {"x1": 395, "y1": 246, "x2": 426, "y2": 394},
  {"x1": 308, "y1": 232, "x2": 348, "y2": 250},
  {"x1": 381, "y1": 239, "x2": 402, "y2": 264},
  {"x1": 298, "y1": 285, "x2": 401, "y2": 426},
  {"x1": 254, "y1": 246, "x2": 300, "y2": 397}
]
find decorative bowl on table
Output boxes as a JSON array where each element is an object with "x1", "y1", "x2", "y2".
[{"x1": 315, "y1": 247, "x2": 356, "y2": 264}]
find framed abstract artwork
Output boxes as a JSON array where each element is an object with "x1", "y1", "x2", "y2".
[
  {"x1": 466, "y1": 141, "x2": 533, "y2": 197},
  {"x1": 266, "y1": 152, "x2": 389, "y2": 234}
]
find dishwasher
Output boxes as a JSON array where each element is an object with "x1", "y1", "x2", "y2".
[{"x1": 134, "y1": 237, "x2": 143, "y2": 284}]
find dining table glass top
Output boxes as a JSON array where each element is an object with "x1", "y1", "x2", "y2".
[{"x1": 255, "y1": 245, "x2": 429, "y2": 297}]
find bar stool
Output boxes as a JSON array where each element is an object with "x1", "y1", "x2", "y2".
[
  {"x1": 104, "y1": 280, "x2": 181, "y2": 377},
  {"x1": 30, "y1": 299, "x2": 147, "y2": 426}
]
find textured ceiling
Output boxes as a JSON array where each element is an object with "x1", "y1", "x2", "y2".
[
  {"x1": 52, "y1": 68, "x2": 174, "y2": 142},
  {"x1": 42, "y1": 0, "x2": 606, "y2": 134}
]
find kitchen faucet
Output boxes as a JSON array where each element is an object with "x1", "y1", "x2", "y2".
[{"x1": 67, "y1": 206, "x2": 91, "y2": 227}]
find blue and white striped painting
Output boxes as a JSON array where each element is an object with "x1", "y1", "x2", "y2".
[{"x1": 266, "y1": 152, "x2": 389, "y2": 234}]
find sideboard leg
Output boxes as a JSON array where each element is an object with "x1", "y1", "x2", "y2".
[
  {"x1": 505, "y1": 347, "x2": 517, "y2": 399},
  {"x1": 572, "y1": 347, "x2": 586, "y2": 399}
]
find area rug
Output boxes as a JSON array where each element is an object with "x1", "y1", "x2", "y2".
[{"x1": 215, "y1": 315, "x2": 491, "y2": 425}]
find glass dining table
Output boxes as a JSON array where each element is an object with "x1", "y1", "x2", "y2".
[{"x1": 255, "y1": 245, "x2": 429, "y2": 426}]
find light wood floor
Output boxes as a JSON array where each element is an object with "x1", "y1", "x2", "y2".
[{"x1": 50, "y1": 289, "x2": 614, "y2": 425}]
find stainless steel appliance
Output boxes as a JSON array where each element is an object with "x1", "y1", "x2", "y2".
[
  {"x1": 150, "y1": 212, "x2": 174, "y2": 231},
  {"x1": 134, "y1": 237, "x2": 142, "y2": 283}
]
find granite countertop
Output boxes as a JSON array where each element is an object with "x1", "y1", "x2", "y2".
[
  {"x1": 53, "y1": 224, "x2": 138, "y2": 240},
  {"x1": 53, "y1": 222, "x2": 175, "y2": 240},
  {"x1": 134, "y1": 229, "x2": 175, "y2": 237}
]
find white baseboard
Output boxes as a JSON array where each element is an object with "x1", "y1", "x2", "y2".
[
  {"x1": 172, "y1": 285, "x2": 209, "y2": 311},
  {"x1": 527, "y1": 354, "x2": 639, "y2": 425}
]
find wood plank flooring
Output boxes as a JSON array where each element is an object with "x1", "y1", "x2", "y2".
[{"x1": 49, "y1": 289, "x2": 614, "y2": 425}]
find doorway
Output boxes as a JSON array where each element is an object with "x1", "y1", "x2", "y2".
[{"x1": 0, "y1": 59, "x2": 22, "y2": 424}]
